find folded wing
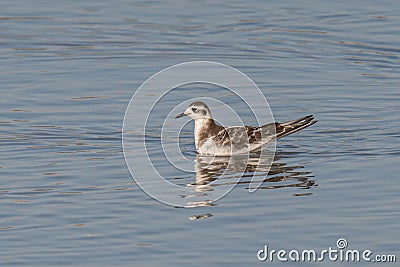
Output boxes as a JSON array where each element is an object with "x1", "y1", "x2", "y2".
[{"x1": 212, "y1": 115, "x2": 317, "y2": 154}]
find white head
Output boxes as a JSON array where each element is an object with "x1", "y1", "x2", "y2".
[{"x1": 175, "y1": 101, "x2": 212, "y2": 120}]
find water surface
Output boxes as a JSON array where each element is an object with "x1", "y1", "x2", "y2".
[{"x1": 1, "y1": 0, "x2": 399, "y2": 266}]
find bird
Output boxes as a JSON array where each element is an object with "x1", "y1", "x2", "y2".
[{"x1": 175, "y1": 101, "x2": 317, "y2": 156}]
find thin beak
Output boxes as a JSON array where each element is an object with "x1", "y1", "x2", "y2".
[{"x1": 175, "y1": 112, "x2": 187, "y2": 119}]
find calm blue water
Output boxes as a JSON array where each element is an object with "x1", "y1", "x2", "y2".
[{"x1": 1, "y1": 0, "x2": 399, "y2": 266}]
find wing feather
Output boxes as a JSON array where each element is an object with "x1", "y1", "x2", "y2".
[{"x1": 206, "y1": 115, "x2": 317, "y2": 154}]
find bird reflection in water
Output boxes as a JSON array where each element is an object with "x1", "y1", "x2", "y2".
[
  {"x1": 186, "y1": 152, "x2": 316, "y2": 219},
  {"x1": 192, "y1": 152, "x2": 315, "y2": 191}
]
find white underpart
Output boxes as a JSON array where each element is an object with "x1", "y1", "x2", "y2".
[{"x1": 197, "y1": 138, "x2": 218, "y2": 155}]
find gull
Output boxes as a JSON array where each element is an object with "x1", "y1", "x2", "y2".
[{"x1": 176, "y1": 101, "x2": 317, "y2": 156}]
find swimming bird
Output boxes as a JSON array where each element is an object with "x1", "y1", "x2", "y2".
[{"x1": 176, "y1": 101, "x2": 317, "y2": 156}]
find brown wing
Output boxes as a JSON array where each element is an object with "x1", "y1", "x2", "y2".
[
  {"x1": 275, "y1": 115, "x2": 317, "y2": 139},
  {"x1": 212, "y1": 115, "x2": 317, "y2": 151},
  {"x1": 212, "y1": 124, "x2": 276, "y2": 150}
]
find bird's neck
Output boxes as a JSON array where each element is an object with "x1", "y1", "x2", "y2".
[{"x1": 194, "y1": 118, "x2": 217, "y2": 150}]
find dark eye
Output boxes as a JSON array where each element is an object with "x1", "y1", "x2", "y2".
[{"x1": 191, "y1": 108, "x2": 197, "y2": 112}]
